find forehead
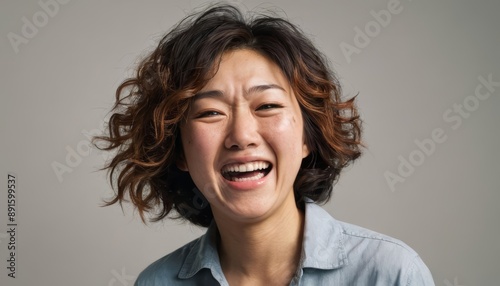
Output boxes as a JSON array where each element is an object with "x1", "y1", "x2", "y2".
[{"x1": 201, "y1": 49, "x2": 290, "y2": 89}]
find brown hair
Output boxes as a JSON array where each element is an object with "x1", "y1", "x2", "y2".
[{"x1": 95, "y1": 4, "x2": 362, "y2": 227}]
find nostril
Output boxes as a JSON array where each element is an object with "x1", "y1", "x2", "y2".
[
  {"x1": 227, "y1": 142, "x2": 257, "y2": 150},
  {"x1": 229, "y1": 144, "x2": 240, "y2": 150}
]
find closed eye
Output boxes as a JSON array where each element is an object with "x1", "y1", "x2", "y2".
[
  {"x1": 196, "y1": 110, "x2": 222, "y2": 118},
  {"x1": 256, "y1": 103, "x2": 283, "y2": 111}
]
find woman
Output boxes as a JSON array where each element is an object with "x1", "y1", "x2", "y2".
[{"x1": 97, "y1": 4, "x2": 435, "y2": 285}]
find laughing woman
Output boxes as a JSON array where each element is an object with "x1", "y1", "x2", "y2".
[{"x1": 96, "y1": 4, "x2": 435, "y2": 286}]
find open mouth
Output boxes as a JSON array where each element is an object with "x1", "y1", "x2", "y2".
[{"x1": 221, "y1": 161, "x2": 272, "y2": 182}]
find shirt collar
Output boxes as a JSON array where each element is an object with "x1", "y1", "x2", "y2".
[
  {"x1": 300, "y1": 200, "x2": 348, "y2": 269},
  {"x1": 177, "y1": 200, "x2": 348, "y2": 279},
  {"x1": 178, "y1": 221, "x2": 224, "y2": 280}
]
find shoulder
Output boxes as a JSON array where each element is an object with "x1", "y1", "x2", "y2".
[
  {"x1": 339, "y1": 219, "x2": 418, "y2": 257},
  {"x1": 306, "y1": 202, "x2": 423, "y2": 263},
  {"x1": 337, "y1": 219, "x2": 435, "y2": 285},
  {"x1": 302, "y1": 202, "x2": 434, "y2": 285}
]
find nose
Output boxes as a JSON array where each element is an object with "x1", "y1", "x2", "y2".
[{"x1": 224, "y1": 109, "x2": 260, "y2": 150}]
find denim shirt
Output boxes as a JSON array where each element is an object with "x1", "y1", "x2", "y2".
[{"x1": 135, "y1": 202, "x2": 435, "y2": 285}]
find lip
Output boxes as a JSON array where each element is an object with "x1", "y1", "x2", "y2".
[{"x1": 221, "y1": 168, "x2": 271, "y2": 191}]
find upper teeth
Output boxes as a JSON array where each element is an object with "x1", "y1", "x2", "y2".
[{"x1": 222, "y1": 161, "x2": 270, "y2": 173}]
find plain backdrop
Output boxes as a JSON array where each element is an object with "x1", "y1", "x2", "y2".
[{"x1": 1, "y1": 0, "x2": 499, "y2": 285}]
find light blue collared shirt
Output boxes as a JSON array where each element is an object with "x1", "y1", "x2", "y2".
[{"x1": 135, "y1": 201, "x2": 435, "y2": 285}]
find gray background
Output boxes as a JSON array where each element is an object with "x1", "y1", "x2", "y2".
[{"x1": 1, "y1": 0, "x2": 499, "y2": 285}]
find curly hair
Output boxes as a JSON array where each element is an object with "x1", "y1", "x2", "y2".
[{"x1": 94, "y1": 4, "x2": 362, "y2": 227}]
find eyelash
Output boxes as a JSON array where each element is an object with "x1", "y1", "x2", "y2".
[
  {"x1": 257, "y1": 103, "x2": 283, "y2": 110},
  {"x1": 196, "y1": 110, "x2": 221, "y2": 118},
  {"x1": 195, "y1": 103, "x2": 283, "y2": 118}
]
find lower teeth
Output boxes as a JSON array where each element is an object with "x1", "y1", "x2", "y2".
[{"x1": 230, "y1": 172, "x2": 265, "y2": 182}]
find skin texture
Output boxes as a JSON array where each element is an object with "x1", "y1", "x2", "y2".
[{"x1": 179, "y1": 49, "x2": 309, "y2": 285}]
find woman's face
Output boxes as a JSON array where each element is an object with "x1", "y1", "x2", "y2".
[{"x1": 179, "y1": 49, "x2": 309, "y2": 224}]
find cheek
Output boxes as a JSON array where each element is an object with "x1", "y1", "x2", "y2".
[
  {"x1": 262, "y1": 114, "x2": 304, "y2": 151},
  {"x1": 183, "y1": 125, "x2": 211, "y2": 149},
  {"x1": 181, "y1": 125, "x2": 222, "y2": 167},
  {"x1": 181, "y1": 127, "x2": 204, "y2": 167}
]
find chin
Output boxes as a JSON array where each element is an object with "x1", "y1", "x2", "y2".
[{"x1": 215, "y1": 194, "x2": 286, "y2": 223}]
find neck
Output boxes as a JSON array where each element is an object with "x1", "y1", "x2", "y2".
[{"x1": 214, "y1": 198, "x2": 305, "y2": 285}]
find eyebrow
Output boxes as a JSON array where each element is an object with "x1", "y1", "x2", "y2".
[
  {"x1": 248, "y1": 84, "x2": 286, "y2": 94},
  {"x1": 193, "y1": 84, "x2": 286, "y2": 100}
]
